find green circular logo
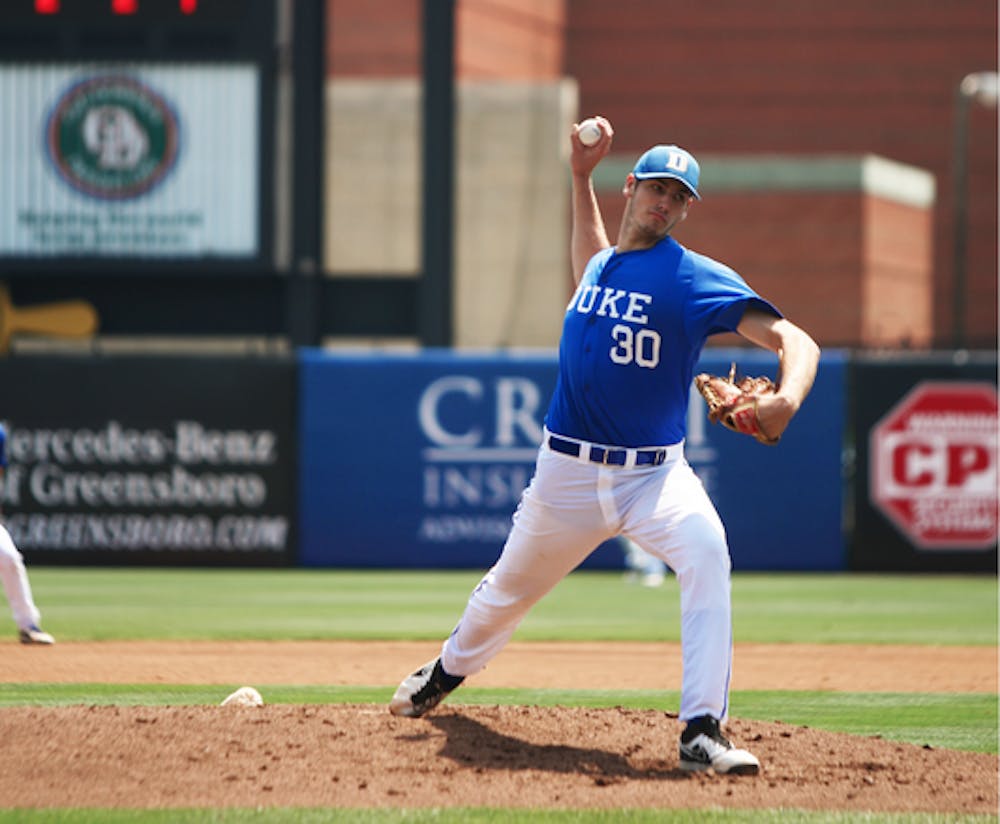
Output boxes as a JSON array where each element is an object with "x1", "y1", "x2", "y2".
[{"x1": 46, "y1": 75, "x2": 179, "y2": 200}]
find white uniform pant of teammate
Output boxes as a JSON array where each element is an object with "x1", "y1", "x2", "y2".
[
  {"x1": 440, "y1": 439, "x2": 733, "y2": 722},
  {"x1": 0, "y1": 524, "x2": 43, "y2": 631}
]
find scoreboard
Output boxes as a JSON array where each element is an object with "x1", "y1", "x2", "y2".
[
  {"x1": 0, "y1": 1, "x2": 274, "y2": 57},
  {"x1": 0, "y1": 0, "x2": 278, "y2": 268}
]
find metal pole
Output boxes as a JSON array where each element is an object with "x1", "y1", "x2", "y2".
[
  {"x1": 950, "y1": 83, "x2": 971, "y2": 349},
  {"x1": 283, "y1": 0, "x2": 324, "y2": 347},
  {"x1": 950, "y1": 71, "x2": 999, "y2": 350},
  {"x1": 273, "y1": 0, "x2": 294, "y2": 273},
  {"x1": 419, "y1": 0, "x2": 456, "y2": 347}
]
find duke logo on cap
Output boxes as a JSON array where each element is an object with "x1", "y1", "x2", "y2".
[{"x1": 632, "y1": 145, "x2": 701, "y2": 200}]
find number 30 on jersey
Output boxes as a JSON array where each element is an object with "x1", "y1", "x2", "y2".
[{"x1": 610, "y1": 324, "x2": 661, "y2": 368}]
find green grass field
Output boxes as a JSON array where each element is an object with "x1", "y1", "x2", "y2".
[
  {"x1": 0, "y1": 568, "x2": 996, "y2": 824},
  {"x1": 11, "y1": 568, "x2": 996, "y2": 645}
]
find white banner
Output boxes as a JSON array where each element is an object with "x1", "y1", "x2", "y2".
[{"x1": 0, "y1": 63, "x2": 259, "y2": 258}]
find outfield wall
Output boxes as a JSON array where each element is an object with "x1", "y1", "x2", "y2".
[
  {"x1": 298, "y1": 348, "x2": 847, "y2": 572},
  {"x1": 0, "y1": 355, "x2": 297, "y2": 567},
  {"x1": 0, "y1": 349, "x2": 994, "y2": 571}
]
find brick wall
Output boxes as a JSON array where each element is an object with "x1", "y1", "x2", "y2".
[
  {"x1": 862, "y1": 196, "x2": 934, "y2": 348},
  {"x1": 327, "y1": 0, "x2": 567, "y2": 79},
  {"x1": 326, "y1": 0, "x2": 421, "y2": 77},
  {"x1": 458, "y1": 0, "x2": 567, "y2": 79}
]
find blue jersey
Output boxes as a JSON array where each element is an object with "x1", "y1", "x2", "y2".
[
  {"x1": 544, "y1": 236, "x2": 780, "y2": 447},
  {"x1": 0, "y1": 423, "x2": 6, "y2": 468}
]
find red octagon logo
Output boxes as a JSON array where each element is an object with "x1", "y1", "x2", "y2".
[{"x1": 871, "y1": 381, "x2": 998, "y2": 549}]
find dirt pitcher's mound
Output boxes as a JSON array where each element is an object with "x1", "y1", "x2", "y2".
[{"x1": 0, "y1": 704, "x2": 995, "y2": 813}]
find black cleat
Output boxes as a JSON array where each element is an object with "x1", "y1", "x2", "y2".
[{"x1": 389, "y1": 658, "x2": 464, "y2": 717}]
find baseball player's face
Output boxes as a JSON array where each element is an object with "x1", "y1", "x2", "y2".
[{"x1": 623, "y1": 177, "x2": 692, "y2": 241}]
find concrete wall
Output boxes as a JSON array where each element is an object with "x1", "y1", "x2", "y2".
[{"x1": 324, "y1": 78, "x2": 576, "y2": 347}]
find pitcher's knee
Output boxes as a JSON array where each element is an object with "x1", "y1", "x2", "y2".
[{"x1": 674, "y1": 545, "x2": 732, "y2": 604}]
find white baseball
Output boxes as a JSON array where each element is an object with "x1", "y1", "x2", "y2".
[
  {"x1": 577, "y1": 118, "x2": 604, "y2": 147},
  {"x1": 221, "y1": 686, "x2": 264, "y2": 707}
]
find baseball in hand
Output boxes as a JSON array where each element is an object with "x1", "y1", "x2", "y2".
[{"x1": 577, "y1": 118, "x2": 604, "y2": 147}]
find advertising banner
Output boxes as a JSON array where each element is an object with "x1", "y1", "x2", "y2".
[
  {"x1": 0, "y1": 355, "x2": 296, "y2": 566},
  {"x1": 0, "y1": 64, "x2": 259, "y2": 258},
  {"x1": 298, "y1": 348, "x2": 846, "y2": 571},
  {"x1": 298, "y1": 350, "x2": 577, "y2": 569},
  {"x1": 852, "y1": 352, "x2": 998, "y2": 571}
]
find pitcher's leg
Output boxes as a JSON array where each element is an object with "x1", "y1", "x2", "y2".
[
  {"x1": 627, "y1": 461, "x2": 733, "y2": 722},
  {"x1": 436, "y1": 450, "x2": 611, "y2": 676},
  {"x1": 675, "y1": 525, "x2": 732, "y2": 722},
  {"x1": 441, "y1": 504, "x2": 604, "y2": 676},
  {"x1": 390, "y1": 452, "x2": 612, "y2": 717}
]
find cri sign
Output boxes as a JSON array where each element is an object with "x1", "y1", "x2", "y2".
[{"x1": 870, "y1": 381, "x2": 998, "y2": 550}]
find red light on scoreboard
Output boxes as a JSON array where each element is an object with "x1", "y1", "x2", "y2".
[{"x1": 33, "y1": 0, "x2": 201, "y2": 13}]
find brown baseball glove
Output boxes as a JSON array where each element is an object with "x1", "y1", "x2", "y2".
[{"x1": 694, "y1": 363, "x2": 780, "y2": 445}]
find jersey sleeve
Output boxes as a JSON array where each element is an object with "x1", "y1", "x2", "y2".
[{"x1": 681, "y1": 250, "x2": 781, "y2": 340}]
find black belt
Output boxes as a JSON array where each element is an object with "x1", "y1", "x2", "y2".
[{"x1": 547, "y1": 435, "x2": 668, "y2": 467}]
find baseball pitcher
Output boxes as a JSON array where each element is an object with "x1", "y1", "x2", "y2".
[{"x1": 389, "y1": 117, "x2": 819, "y2": 775}]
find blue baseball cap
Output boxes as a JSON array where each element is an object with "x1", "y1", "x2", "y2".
[{"x1": 632, "y1": 144, "x2": 701, "y2": 200}]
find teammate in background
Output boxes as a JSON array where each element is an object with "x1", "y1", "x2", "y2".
[
  {"x1": 621, "y1": 536, "x2": 668, "y2": 587},
  {"x1": 0, "y1": 424, "x2": 55, "y2": 645},
  {"x1": 389, "y1": 117, "x2": 819, "y2": 774}
]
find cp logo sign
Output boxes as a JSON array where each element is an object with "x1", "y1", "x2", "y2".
[{"x1": 870, "y1": 381, "x2": 998, "y2": 549}]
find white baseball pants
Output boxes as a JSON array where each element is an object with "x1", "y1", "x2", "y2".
[
  {"x1": 440, "y1": 433, "x2": 734, "y2": 722},
  {"x1": 0, "y1": 524, "x2": 43, "y2": 631}
]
